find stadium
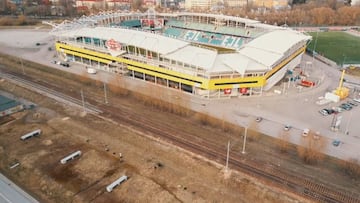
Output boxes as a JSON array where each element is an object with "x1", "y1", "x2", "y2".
[{"x1": 49, "y1": 9, "x2": 312, "y2": 98}]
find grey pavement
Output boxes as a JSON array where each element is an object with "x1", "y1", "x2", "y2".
[{"x1": 0, "y1": 173, "x2": 39, "y2": 203}]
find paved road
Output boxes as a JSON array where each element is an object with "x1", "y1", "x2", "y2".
[{"x1": 0, "y1": 173, "x2": 39, "y2": 203}]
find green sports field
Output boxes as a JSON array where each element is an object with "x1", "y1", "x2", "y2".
[{"x1": 307, "y1": 31, "x2": 360, "y2": 65}]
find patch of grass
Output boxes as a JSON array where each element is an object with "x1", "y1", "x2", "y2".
[{"x1": 307, "y1": 31, "x2": 360, "y2": 65}]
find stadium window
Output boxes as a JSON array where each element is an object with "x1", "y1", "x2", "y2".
[{"x1": 128, "y1": 46, "x2": 135, "y2": 54}]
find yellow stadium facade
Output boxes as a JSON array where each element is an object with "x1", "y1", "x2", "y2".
[{"x1": 55, "y1": 41, "x2": 307, "y2": 98}]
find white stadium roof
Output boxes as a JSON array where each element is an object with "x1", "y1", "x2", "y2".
[
  {"x1": 59, "y1": 27, "x2": 189, "y2": 54},
  {"x1": 57, "y1": 25, "x2": 311, "y2": 75},
  {"x1": 239, "y1": 30, "x2": 312, "y2": 68}
]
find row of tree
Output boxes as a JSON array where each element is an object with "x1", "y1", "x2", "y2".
[
  {"x1": 1, "y1": 0, "x2": 360, "y2": 26},
  {"x1": 222, "y1": 1, "x2": 360, "y2": 26}
]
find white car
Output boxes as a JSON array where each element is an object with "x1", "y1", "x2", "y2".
[
  {"x1": 87, "y1": 68, "x2": 97, "y2": 74},
  {"x1": 353, "y1": 98, "x2": 360, "y2": 103},
  {"x1": 302, "y1": 128, "x2": 310, "y2": 137},
  {"x1": 284, "y1": 125, "x2": 291, "y2": 131}
]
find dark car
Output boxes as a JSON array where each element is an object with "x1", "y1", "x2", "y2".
[
  {"x1": 332, "y1": 140, "x2": 341, "y2": 147},
  {"x1": 60, "y1": 62, "x2": 70, "y2": 67},
  {"x1": 340, "y1": 103, "x2": 352, "y2": 111},
  {"x1": 347, "y1": 101, "x2": 357, "y2": 107}
]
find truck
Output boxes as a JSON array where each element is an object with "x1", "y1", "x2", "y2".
[{"x1": 300, "y1": 80, "x2": 315, "y2": 87}]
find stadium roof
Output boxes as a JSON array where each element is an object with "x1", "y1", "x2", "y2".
[
  {"x1": 0, "y1": 95, "x2": 21, "y2": 112},
  {"x1": 60, "y1": 27, "x2": 189, "y2": 54},
  {"x1": 239, "y1": 30, "x2": 312, "y2": 67},
  {"x1": 157, "y1": 12, "x2": 259, "y2": 25}
]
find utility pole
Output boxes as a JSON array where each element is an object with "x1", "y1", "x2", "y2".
[
  {"x1": 242, "y1": 127, "x2": 248, "y2": 154},
  {"x1": 103, "y1": 82, "x2": 108, "y2": 104},
  {"x1": 312, "y1": 31, "x2": 319, "y2": 63},
  {"x1": 81, "y1": 89, "x2": 86, "y2": 113},
  {"x1": 21, "y1": 58, "x2": 25, "y2": 75},
  {"x1": 345, "y1": 111, "x2": 352, "y2": 135},
  {"x1": 225, "y1": 140, "x2": 230, "y2": 172}
]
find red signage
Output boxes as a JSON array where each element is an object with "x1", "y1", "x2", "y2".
[
  {"x1": 240, "y1": 87, "x2": 248, "y2": 94},
  {"x1": 224, "y1": 88, "x2": 232, "y2": 95},
  {"x1": 105, "y1": 39, "x2": 121, "y2": 51}
]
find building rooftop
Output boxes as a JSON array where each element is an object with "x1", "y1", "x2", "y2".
[{"x1": 0, "y1": 95, "x2": 21, "y2": 112}]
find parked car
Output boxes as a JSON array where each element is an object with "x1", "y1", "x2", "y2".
[
  {"x1": 353, "y1": 98, "x2": 360, "y2": 103},
  {"x1": 302, "y1": 128, "x2": 310, "y2": 137},
  {"x1": 60, "y1": 62, "x2": 70, "y2": 67},
  {"x1": 332, "y1": 140, "x2": 341, "y2": 147},
  {"x1": 332, "y1": 106, "x2": 344, "y2": 113},
  {"x1": 284, "y1": 125, "x2": 291, "y2": 131},
  {"x1": 319, "y1": 109, "x2": 329, "y2": 116},
  {"x1": 347, "y1": 101, "x2": 357, "y2": 107},
  {"x1": 340, "y1": 103, "x2": 352, "y2": 111}
]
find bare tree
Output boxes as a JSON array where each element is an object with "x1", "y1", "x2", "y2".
[{"x1": 297, "y1": 132, "x2": 326, "y2": 164}]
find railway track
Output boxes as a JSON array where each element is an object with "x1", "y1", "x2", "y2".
[
  {"x1": 1, "y1": 69, "x2": 359, "y2": 203},
  {"x1": 100, "y1": 103, "x2": 360, "y2": 203},
  {"x1": 0, "y1": 71, "x2": 102, "y2": 114}
]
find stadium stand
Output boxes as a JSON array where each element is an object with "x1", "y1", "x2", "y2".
[
  {"x1": 120, "y1": 20, "x2": 142, "y2": 28},
  {"x1": 164, "y1": 27, "x2": 183, "y2": 38}
]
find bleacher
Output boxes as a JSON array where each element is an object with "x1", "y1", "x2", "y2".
[
  {"x1": 183, "y1": 30, "x2": 197, "y2": 40},
  {"x1": 162, "y1": 20, "x2": 258, "y2": 50},
  {"x1": 166, "y1": 20, "x2": 185, "y2": 28},
  {"x1": 120, "y1": 20, "x2": 142, "y2": 28},
  {"x1": 164, "y1": 27, "x2": 183, "y2": 38}
]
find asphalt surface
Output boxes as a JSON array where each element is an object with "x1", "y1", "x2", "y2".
[
  {"x1": 0, "y1": 28, "x2": 359, "y2": 162},
  {"x1": 0, "y1": 173, "x2": 39, "y2": 203}
]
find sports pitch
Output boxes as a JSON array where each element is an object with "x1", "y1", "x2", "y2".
[{"x1": 307, "y1": 31, "x2": 360, "y2": 65}]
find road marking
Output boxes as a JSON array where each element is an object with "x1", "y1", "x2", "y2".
[{"x1": 0, "y1": 192, "x2": 12, "y2": 203}]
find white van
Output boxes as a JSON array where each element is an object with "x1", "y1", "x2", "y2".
[
  {"x1": 302, "y1": 128, "x2": 310, "y2": 137},
  {"x1": 87, "y1": 68, "x2": 97, "y2": 74}
]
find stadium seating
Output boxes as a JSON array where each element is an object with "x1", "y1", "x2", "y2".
[
  {"x1": 222, "y1": 36, "x2": 235, "y2": 47},
  {"x1": 120, "y1": 20, "x2": 142, "y2": 28},
  {"x1": 164, "y1": 27, "x2": 183, "y2": 38},
  {"x1": 184, "y1": 30, "x2": 197, "y2": 40},
  {"x1": 163, "y1": 20, "x2": 253, "y2": 49}
]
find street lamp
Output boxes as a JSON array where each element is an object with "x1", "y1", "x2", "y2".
[
  {"x1": 312, "y1": 31, "x2": 319, "y2": 63},
  {"x1": 342, "y1": 54, "x2": 347, "y2": 68},
  {"x1": 345, "y1": 111, "x2": 352, "y2": 135},
  {"x1": 242, "y1": 127, "x2": 248, "y2": 154}
]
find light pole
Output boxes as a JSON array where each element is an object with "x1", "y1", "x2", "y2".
[
  {"x1": 103, "y1": 82, "x2": 108, "y2": 104},
  {"x1": 242, "y1": 127, "x2": 248, "y2": 154},
  {"x1": 81, "y1": 89, "x2": 86, "y2": 113},
  {"x1": 20, "y1": 58, "x2": 25, "y2": 75},
  {"x1": 312, "y1": 31, "x2": 319, "y2": 63},
  {"x1": 345, "y1": 111, "x2": 352, "y2": 135},
  {"x1": 225, "y1": 140, "x2": 230, "y2": 171}
]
